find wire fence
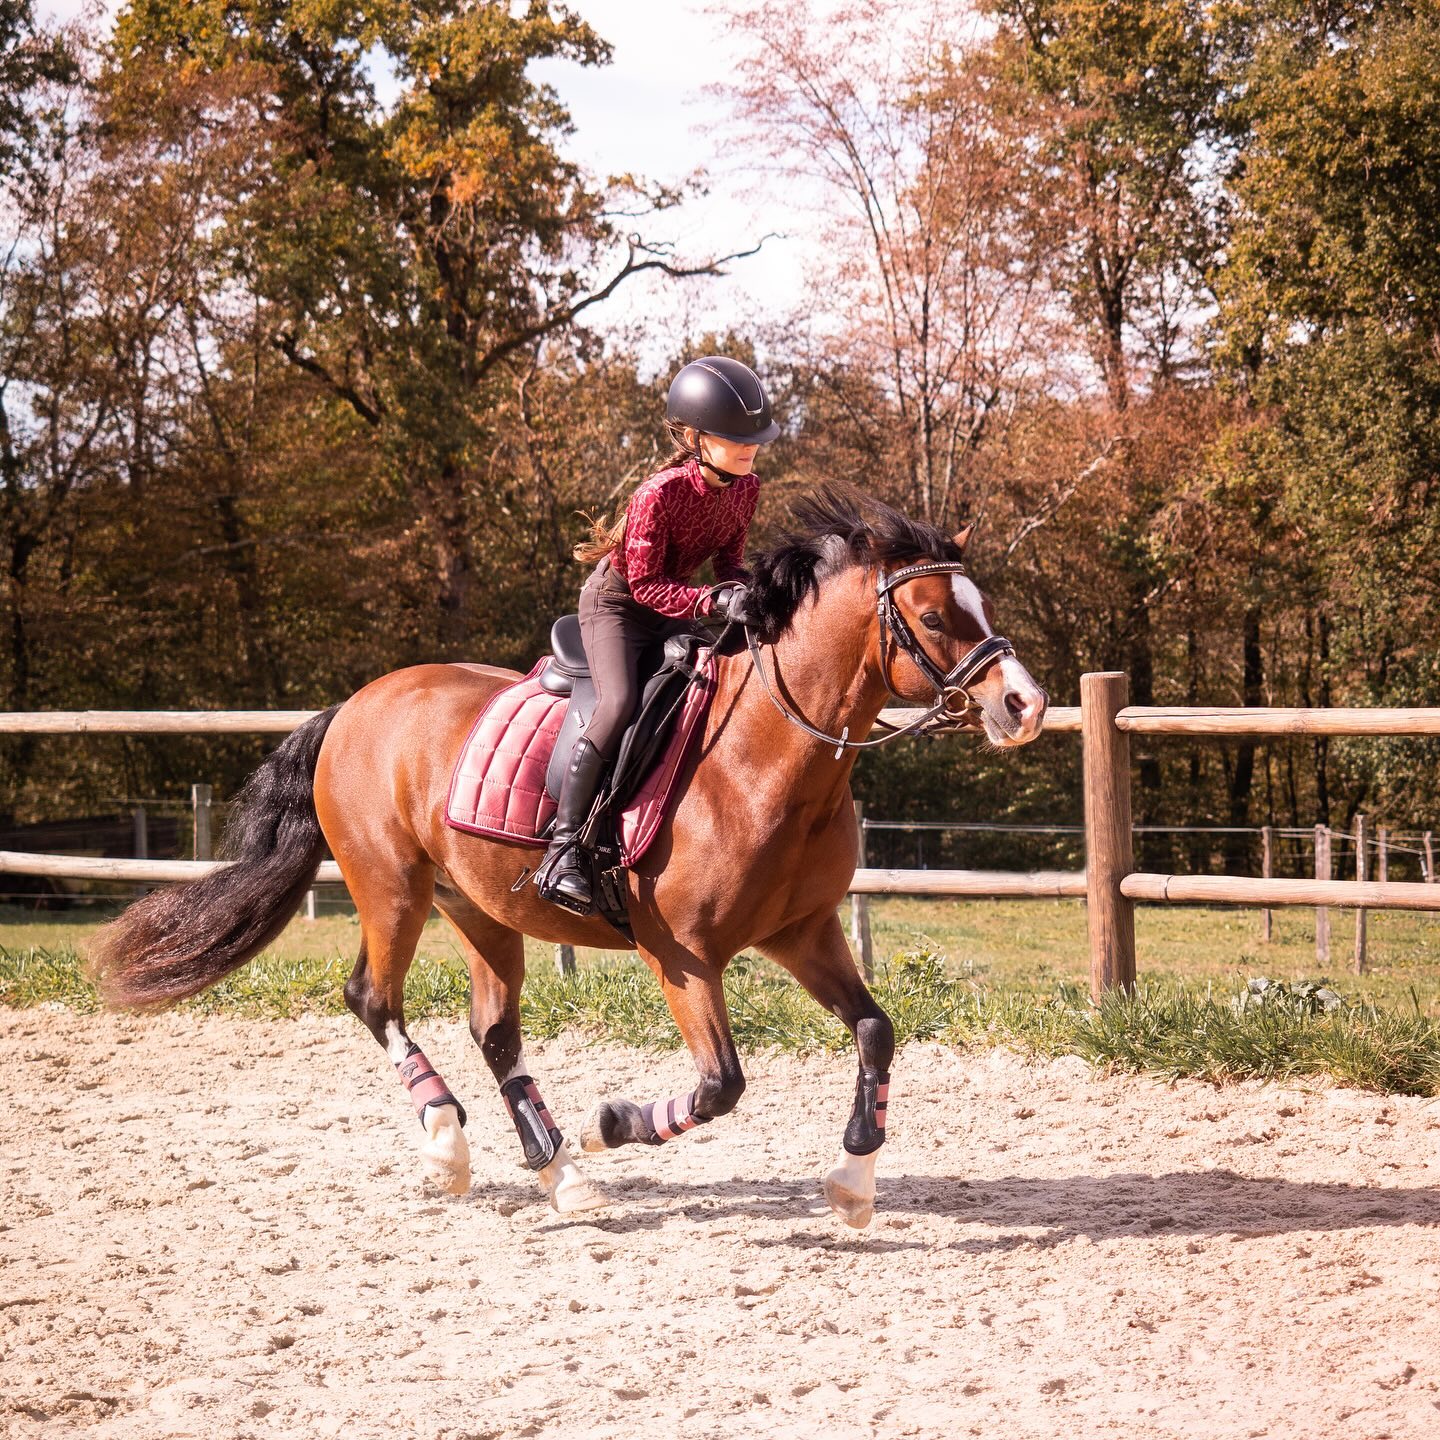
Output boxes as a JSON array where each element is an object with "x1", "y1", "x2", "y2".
[{"x1": 856, "y1": 818, "x2": 1436, "y2": 885}]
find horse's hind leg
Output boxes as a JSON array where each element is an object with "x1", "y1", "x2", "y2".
[
  {"x1": 758, "y1": 912, "x2": 895, "y2": 1230},
  {"x1": 433, "y1": 887, "x2": 606, "y2": 1214},
  {"x1": 580, "y1": 939, "x2": 746, "y2": 1154},
  {"x1": 342, "y1": 865, "x2": 472, "y2": 1195}
]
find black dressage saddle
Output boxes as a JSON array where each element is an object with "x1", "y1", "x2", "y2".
[
  {"x1": 538, "y1": 614, "x2": 708, "y2": 815},
  {"x1": 523, "y1": 615, "x2": 710, "y2": 937}
]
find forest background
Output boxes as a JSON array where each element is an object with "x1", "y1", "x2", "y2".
[{"x1": 3, "y1": 0, "x2": 1440, "y2": 875}]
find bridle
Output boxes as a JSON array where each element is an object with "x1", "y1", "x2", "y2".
[{"x1": 742, "y1": 560, "x2": 1017, "y2": 757}]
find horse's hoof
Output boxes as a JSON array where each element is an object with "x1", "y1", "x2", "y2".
[
  {"x1": 823, "y1": 1171, "x2": 875, "y2": 1230},
  {"x1": 538, "y1": 1141, "x2": 608, "y2": 1214},
  {"x1": 579, "y1": 1104, "x2": 609, "y2": 1154},
  {"x1": 547, "y1": 1174, "x2": 610, "y2": 1214},
  {"x1": 580, "y1": 1098, "x2": 648, "y2": 1152},
  {"x1": 421, "y1": 1107, "x2": 471, "y2": 1196}
]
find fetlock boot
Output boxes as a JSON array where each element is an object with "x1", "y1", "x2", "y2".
[{"x1": 538, "y1": 738, "x2": 608, "y2": 914}]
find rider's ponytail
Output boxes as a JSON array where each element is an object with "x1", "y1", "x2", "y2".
[{"x1": 573, "y1": 430, "x2": 696, "y2": 565}]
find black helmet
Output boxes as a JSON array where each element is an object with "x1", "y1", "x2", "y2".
[{"x1": 665, "y1": 356, "x2": 781, "y2": 445}]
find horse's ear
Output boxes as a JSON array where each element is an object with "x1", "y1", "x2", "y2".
[{"x1": 951, "y1": 523, "x2": 975, "y2": 554}]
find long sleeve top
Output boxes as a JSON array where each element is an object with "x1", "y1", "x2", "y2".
[{"x1": 610, "y1": 458, "x2": 759, "y2": 617}]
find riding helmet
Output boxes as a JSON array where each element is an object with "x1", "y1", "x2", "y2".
[{"x1": 665, "y1": 356, "x2": 781, "y2": 445}]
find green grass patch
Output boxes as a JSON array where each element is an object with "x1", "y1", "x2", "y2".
[{"x1": 6, "y1": 899, "x2": 1440, "y2": 1095}]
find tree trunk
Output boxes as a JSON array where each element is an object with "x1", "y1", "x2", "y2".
[
  {"x1": 1226, "y1": 604, "x2": 1263, "y2": 869},
  {"x1": 1127, "y1": 583, "x2": 1164, "y2": 869}
]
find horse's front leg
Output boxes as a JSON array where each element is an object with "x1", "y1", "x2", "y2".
[
  {"x1": 580, "y1": 941, "x2": 745, "y2": 1153},
  {"x1": 759, "y1": 912, "x2": 895, "y2": 1229}
]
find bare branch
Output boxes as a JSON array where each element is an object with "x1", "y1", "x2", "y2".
[
  {"x1": 271, "y1": 331, "x2": 384, "y2": 427},
  {"x1": 473, "y1": 235, "x2": 775, "y2": 378},
  {"x1": 1003, "y1": 436, "x2": 1127, "y2": 559}
]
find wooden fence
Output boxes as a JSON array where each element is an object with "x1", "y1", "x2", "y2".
[{"x1": 3, "y1": 674, "x2": 1439, "y2": 999}]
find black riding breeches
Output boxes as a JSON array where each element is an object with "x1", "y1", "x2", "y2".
[{"x1": 578, "y1": 560, "x2": 696, "y2": 761}]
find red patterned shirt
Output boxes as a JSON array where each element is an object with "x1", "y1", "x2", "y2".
[{"x1": 611, "y1": 458, "x2": 759, "y2": 617}]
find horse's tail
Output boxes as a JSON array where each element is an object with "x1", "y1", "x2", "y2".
[{"x1": 89, "y1": 706, "x2": 342, "y2": 1009}]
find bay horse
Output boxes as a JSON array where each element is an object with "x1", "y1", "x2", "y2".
[{"x1": 90, "y1": 485, "x2": 1047, "y2": 1229}]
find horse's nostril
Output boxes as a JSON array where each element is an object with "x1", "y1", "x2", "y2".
[{"x1": 1005, "y1": 691, "x2": 1025, "y2": 718}]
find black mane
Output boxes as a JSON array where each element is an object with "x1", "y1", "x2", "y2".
[{"x1": 746, "y1": 482, "x2": 964, "y2": 640}]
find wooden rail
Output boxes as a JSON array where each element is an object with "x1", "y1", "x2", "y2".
[
  {"x1": 0, "y1": 711, "x2": 320, "y2": 733},
  {"x1": 0, "y1": 851, "x2": 347, "y2": 885},
  {"x1": 1121, "y1": 873, "x2": 1440, "y2": 912},
  {"x1": 5, "y1": 691, "x2": 1440, "y2": 1000},
  {"x1": 0, "y1": 706, "x2": 1085, "y2": 736},
  {"x1": 1114, "y1": 707, "x2": 1440, "y2": 736},
  {"x1": 0, "y1": 849, "x2": 1082, "y2": 899}
]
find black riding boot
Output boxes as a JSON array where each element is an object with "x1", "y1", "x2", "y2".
[{"x1": 538, "y1": 738, "x2": 608, "y2": 914}]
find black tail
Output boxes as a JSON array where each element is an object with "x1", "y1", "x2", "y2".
[{"x1": 88, "y1": 707, "x2": 341, "y2": 1009}]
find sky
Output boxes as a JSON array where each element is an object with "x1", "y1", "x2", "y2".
[{"x1": 37, "y1": 0, "x2": 816, "y2": 364}]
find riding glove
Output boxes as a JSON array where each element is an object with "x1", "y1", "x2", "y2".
[{"x1": 708, "y1": 582, "x2": 751, "y2": 624}]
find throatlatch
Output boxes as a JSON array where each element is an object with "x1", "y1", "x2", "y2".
[
  {"x1": 501, "y1": 1075, "x2": 563, "y2": 1170},
  {"x1": 395, "y1": 1043, "x2": 467, "y2": 1129},
  {"x1": 842, "y1": 1067, "x2": 889, "y2": 1156}
]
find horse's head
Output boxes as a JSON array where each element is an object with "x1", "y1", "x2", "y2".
[
  {"x1": 874, "y1": 523, "x2": 1047, "y2": 747},
  {"x1": 747, "y1": 484, "x2": 1047, "y2": 747}
]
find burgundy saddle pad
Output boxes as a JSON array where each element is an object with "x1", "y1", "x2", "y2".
[{"x1": 444, "y1": 653, "x2": 716, "y2": 866}]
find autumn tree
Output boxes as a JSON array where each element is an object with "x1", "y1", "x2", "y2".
[
  {"x1": 107, "y1": 0, "x2": 756, "y2": 651},
  {"x1": 722, "y1": 0, "x2": 1057, "y2": 528}
]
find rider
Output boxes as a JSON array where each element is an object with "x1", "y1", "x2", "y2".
[{"x1": 537, "y1": 355, "x2": 781, "y2": 913}]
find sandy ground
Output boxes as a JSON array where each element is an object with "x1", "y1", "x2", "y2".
[{"x1": 2, "y1": 1008, "x2": 1439, "y2": 1440}]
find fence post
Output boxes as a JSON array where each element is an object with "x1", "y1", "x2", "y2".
[
  {"x1": 1377, "y1": 824, "x2": 1388, "y2": 883},
  {"x1": 1081, "y1": 672, "x2": 1135, "y2": 1001},
  {"x1": 191, "y1": 783, "x2": 212, "y2": 860},
  {"x1": 851, "y1": 800, "x2": 874, "y2": 983},
  {"x1": 1354, "y1": 813, "x2": 1368, "y2": 974},
  {"x1": 1260, "y1": 824, "x2": 1273, "y2": 943},
  {"x1": 555, "y1": 944, "x2": 577, "y2": 977},
  {"x1": 1426, "y1": 831, "x2": 1435, "y2": 884},
  {"x1": 1314, "y1": 824, "x2": 1330, "y2": 967}
]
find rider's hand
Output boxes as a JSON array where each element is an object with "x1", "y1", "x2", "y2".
[{"x1": 707, "y1": 582, "x2": 751, "y2": 624}]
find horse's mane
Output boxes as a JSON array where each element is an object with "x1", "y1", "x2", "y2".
[{"x1": 746, "y1": 482, "x2": 964, "y2": 640}]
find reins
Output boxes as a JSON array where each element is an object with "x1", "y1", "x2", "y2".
[{"x1": 741, "y1": 561, "x2": 1017, "y2": 758}]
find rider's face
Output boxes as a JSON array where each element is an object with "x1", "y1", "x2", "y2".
[{"x1": 690, "y1": 431, "x2": 762, "y2": 483}]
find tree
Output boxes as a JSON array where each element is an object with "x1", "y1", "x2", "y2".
[
  {"x1": 722, "y1": 0, "x2": 1056, "y2": 528},
  {"x1": 1216, "y1": 1, "x2": 1440, "y2": 823},
  {"x1": 107, "y1": 0, "x2": 759, "y2": 650}
]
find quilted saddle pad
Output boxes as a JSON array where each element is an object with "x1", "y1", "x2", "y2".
[{"x1": 444, "y1": 653, "x2": 716, "y2": 867}]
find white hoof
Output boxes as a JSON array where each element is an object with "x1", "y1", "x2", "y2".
[
  {"x1": 420, "y1": 1105, "x2": 471, "y2": 1196},
  {"x1": 824, "y1": 1150, "x2": 878, "y2": 1230},
  {"x1": 538, "y1": 1141, "x2": 609, "y2": 1214}
]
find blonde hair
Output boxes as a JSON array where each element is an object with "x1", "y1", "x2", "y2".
[{"x1": 573, "y1": 428, "x2": 697, "y2": 566}]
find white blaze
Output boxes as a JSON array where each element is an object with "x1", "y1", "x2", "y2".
[{"x1": 950, "y1": 573, "x2": 991, "y2": 635}]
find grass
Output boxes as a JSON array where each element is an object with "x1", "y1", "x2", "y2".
[{"x1": 5, "y1": 898, "x2": 1440, "y2": 1094}]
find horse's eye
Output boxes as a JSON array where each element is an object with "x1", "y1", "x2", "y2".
[{"x1": 921, "y1": 611, "x2": 943, "y2": 632}]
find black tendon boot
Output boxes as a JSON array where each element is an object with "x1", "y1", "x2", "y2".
[{"x1": 538, "y1": 737, "x2": 608, "y2": 914}]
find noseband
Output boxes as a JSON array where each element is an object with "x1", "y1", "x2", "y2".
[{"x1": 743, "y1": 561, "x2": 1017, "y2": 756}]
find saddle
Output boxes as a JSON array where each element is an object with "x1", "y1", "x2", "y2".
[{"x1": 445, "y1": 616, "x2": 716, "y2": 938}]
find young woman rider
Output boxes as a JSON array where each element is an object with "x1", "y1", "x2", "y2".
[{"x1": 538, "y1": 355, "x2": 781, "y2": 913}]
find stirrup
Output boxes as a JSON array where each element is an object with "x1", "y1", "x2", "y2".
[{"x1": 536, "y1": 842, "x2": 596, "y2": 916}]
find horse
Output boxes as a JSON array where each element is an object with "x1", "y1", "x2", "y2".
[{"x1": 90, "y1": 484, "x2": 1047, "y2": 1229}]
